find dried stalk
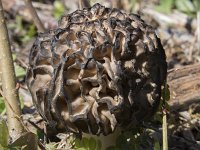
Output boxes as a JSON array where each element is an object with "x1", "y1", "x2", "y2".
[
  {"x1": 0, "y1": 0, "x2": 24, "y2": 141},
  {"x1": 162, "y1": 113, "x2": 168, "y2": 150},
  {"x1": 79, "y1": 0, "x2": 90, "y2": 9},
  {"x1": 197, "y1": 11, "x2": 200, "y2": 50},
  {"x1": 24, "y1": 0, "x2": 45, "y2": 32},
  {"x1": 162, "y1": 81, "x2": 168, "y2": 150}
]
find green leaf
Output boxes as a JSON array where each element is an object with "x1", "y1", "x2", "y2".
[
  {"x1": 16, "y1": 16, "x2": 23, "y2": 32},
  {"x1": 75, "y1": 148, "x2": 87, "y2": 150},
  {"x1": 14, "y1": 64, "x2": 26, "y2": 79},
  {"x1": 154, "y1": 141, "x2": 161, "y2": 150},
  {"x1": 19, "y1": 95, "x2": 24, "y2": 109},
  {"x1": 53, "y1": 1, "x2": 65, "y2": 20},
  {"x1": 21, "y1": 24, "x2": 36, "y2": 43},
  {"x1": 155, "y1": 0, "x2": 174, "y2": 13},
  {"x1": 193, "y1": 0, "x2": 200, "y2": 11},
  {"x1": 0, "y1": 97, "x2": 6, "y2": 115},
  {"x1": 0, "y1": 144, "x2": 8, "y2": 150},
  {"x1": 27, "y1": 25, "x2": 36, "y2": 38},
  {"x1": 96, "y1": 140, "x2": 102, "y2": 150},
  {"x1": 129, "y1": 0, "x2": 137, "y2": 12},
  {"x1": 74, "y1": 138, "x2": 89, "y2": 150},
  {"x1": 0, "y1": 94, "x2": 25, "y2": 114},
  {"x1": 74, "y1": 137, "x2": 101, "y2": 150},
  {"x1": 45, "y1": 142, "x2": 57, "y2": 150},
  {"x1": 162, "y1": 84, "x2": 170, "y2": 101},
  {"x1": 81, "y1": 137, "x2": 90, "y2": 148},
  {"x1": 88, "y1": 137, "x2": 97, "y2": 150},
  {"x1": 175, "y1": 0, "x2": 196, "y2": 13},
  {"x1": 0, "y1": 119, "x2": 9, "y2": 148},
  {"x1": 75, "y1": 138, "x2": 82, "y2": 148},
  {"x1": 12, "y1": 54, "x2": 17, "y2": 61},
  {"x1": 154, "y1": 113, "x2": 163, "y2": 123}
]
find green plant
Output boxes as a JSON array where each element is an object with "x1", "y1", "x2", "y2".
[
  {"x1": 155, "y1": 0, "x2": 200, "y2": 17},
  {"x1": 12, "y1": 54, "x2": 26, "y2": 80},
  {"x1": 154, "y1": 83, "x2": 170, "y2": 124},
  {"x1": 106, "y1": 129, "x2": 156, "y2": 150},
  {"x1": 155, "y1": 0, "x2": 174, "y2": 13},
  {"x1": 0, "y1": 119, "x2": 9, "y2": 149},
  {"x1": 74, "y1": 137, "x2": 102, "y2": 150},
  {"x1": 129, "y1": 0, "x2": 138, "y2": 12},
  {"x1": 14, "y1": 64, "x2": 26, "y2": 79},
  {"x1": 53, "y1": 1, "x2": 65, "y2": 20},
  {"x1": 8, "y1": 16, "x2": 37, "y2": 44},
  {"x1": 0, "y1": 95, "x2": 24, "y2": 116},
  {"x1": 154, "y1": 140, "x2": 161, "y2": 150},
  {"x1": 175, "y1": 0, "x2": 200, "y2": 15},
  {"x1": 161, "y1": 82, "x2": 170, "y2": 150},
  {"x1": 0, "y1": 96, "x2": 6, "y2": 115},
  {"x1": 45, "y1": 142, "x2": 58, "y2": 150}
]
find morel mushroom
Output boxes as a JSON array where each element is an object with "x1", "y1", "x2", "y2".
[{"x1": 26, "y1": 3, "x2": 167, "y2": 136}]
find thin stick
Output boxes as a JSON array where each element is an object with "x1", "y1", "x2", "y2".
[
  {"x1": 0, "y1": 0, "x2": 25, "y2": 141},
  {"x1": 162, "y1": 81, "x2": 168, "y2": 150},
  {"x1": 28, "y1": 119, "x2": 46, "y2": 136},
  {"x1": 197, "y1": 11, "x2": 200, "y2": 51},
  {"x1": 79, "y1": 0, "x2": 90, "y2": 10},
  {"x1": 24, "y1": 0, "x2": 45, "y2": 32}
]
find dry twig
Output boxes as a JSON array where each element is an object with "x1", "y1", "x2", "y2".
[
  {"x1": 197, "y1": 11, "x2": 200, "y2": 50},
  {"x1": 162, "y1": 81, "x2": 168, "y2": 150},
  {"x1": 24, "y1": 0, "x2": 45, "y2": 32},
  {"x1": 79, "y1": 0, "x2": 90, "y2": 9}
]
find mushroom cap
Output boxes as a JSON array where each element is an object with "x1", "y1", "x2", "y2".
[{"x1": 26, "y1": 3, "x2": 167, "y2": 136}]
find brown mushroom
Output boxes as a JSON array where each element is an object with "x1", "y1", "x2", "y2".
[{"x1": 26, "y1": 3, "x2": 167, "y2": 136}]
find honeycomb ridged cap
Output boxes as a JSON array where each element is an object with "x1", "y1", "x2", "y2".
[{"x1": 26, "y1": 3, "x2": 167, "y2": 135}]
